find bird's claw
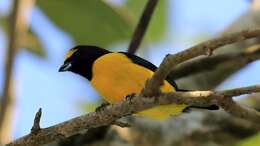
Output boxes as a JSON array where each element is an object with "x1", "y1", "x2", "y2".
[
  {"x1": 95, "y1": 102, "x2": 110, "y2": 112},
  {"x1": 125, "y1": 93, "x2": 136, "y2": 104}
]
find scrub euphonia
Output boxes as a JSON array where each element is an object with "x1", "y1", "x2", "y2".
[{"x1": 59, "y1": 45, "x2": 218, "y2": 120}]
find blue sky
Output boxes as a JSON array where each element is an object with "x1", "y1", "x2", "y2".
[{"x1": 0, "y1": 0, "x2": 259, "y2": 139}]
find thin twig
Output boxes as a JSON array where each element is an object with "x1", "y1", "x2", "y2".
[
  {"x1": 170, "y1": 45, "x2": 260, "y2": 79},
  {"x1": 127, "y1": 0, "x2": 159, "y2": 54},
  {"x1": 6, "y1": 85, "x2": 260, "y2": 146},
  {"x1": 142, "y1": 29, "x2": 260, "y2": 96},
  {"x1": 31, "y1": 108, "x2": 42, "y2": 134}
]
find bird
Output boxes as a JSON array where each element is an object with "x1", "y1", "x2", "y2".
[{"x1": 59, "y1": 45, "x2": 218, "y2": 120}]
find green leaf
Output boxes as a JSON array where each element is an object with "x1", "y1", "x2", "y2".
[
  {"x1": 36, "y1": 0, "x2": 132, "y2": 47},
  {"x1": 20, "y1": 29, "x2": 46, "y2": 57},
  {"x1": 0, "y1": 17, "x2": 8, "y2": 31},
  {"x1": 236, "y1": 133, "x2": 260, "y2": 146},
  {"x1": 0, "y1": 17, "x2": 45, "y2": 57},
  {"x1": 126, "y1": 0, "x2": 167, "y2": 41}
]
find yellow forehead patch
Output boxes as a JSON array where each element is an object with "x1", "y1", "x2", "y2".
[{"x1": 65, "y1": 49, "x2": 77, "y2": 60}]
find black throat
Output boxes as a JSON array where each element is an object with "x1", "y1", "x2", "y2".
[{"x1": 71, "y1": 46, "x2": 110, "y2": 80}]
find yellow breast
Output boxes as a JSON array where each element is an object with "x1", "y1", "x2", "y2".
[{"x1": 90, "y1": 53, "x2": 187, "y2": 120}]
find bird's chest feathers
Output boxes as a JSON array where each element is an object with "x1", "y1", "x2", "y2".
[
  {"x1": 90, "y1": 53, "x2": 153, "y2": 103},
  {"x1": 90, "y1": 53, "x2": 174, "y2": 104}
]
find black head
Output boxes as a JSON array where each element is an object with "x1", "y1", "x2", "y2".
[{"x1": 59, "y1": 45, "x2": 110, "y2": 80}]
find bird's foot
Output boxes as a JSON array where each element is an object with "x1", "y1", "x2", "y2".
[
  {"x1": 182, "y1": 107, "x2": 192, "y2": 113},
  {"x1": 125, "y1": 93, "x2": 136, "y2": 104},
  {"x1": 95, "y1": 102, "x2": 110, "y2": 112}
]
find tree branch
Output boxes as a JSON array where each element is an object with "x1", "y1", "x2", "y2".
[
  {"x1": 142, "y1": 29, "x2": 260, "y2": 96},
  {"x1": 170, "y1": 45, "x2": 260, "y2": 80},
  {"x1": 30, "y1": 108, "x2": 42, "y2": 134},
  {"x1": 127, "y1": 0, "x2": 158, "y2": 54},
  {"x1": 6, "y1": 85, "x2": 260, "y2": 146},
  {"x1": 0, "y1": 0, "x2": 20, "y2": 144}
]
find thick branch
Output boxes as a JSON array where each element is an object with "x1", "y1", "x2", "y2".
[
  {"x1": 142, "y1": 29, "x2": 260, "y2": 96},
  {"x1": 7, "y1": 85, "x2": 260, "y2": 146},
  {"x1": 127, "y1": 0, "x2": 158, "y2": 54}
]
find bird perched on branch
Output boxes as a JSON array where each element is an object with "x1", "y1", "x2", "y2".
[{"x1": 59, "y1": 45, "x2": 218, "y2": 120}]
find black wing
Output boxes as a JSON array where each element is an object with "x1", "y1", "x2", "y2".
[
  {"x1": 119, "y1": 52, "x2": 178, "y2": 90},
  {"x1": 119, "y1": 52, "x2": 220, "y2": 111}
]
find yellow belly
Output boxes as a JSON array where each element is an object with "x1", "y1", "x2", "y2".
[{"x1": 91, "y1": 53, "x2": 187, "y2": 120}]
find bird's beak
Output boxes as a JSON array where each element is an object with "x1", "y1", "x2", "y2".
[{"x1": 59, "y1": 62, "x2": 72, "y2": 72}]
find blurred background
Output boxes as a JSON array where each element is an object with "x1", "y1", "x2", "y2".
[{"x1": 0, "y1": 0, "x2": 260, "y2": 146}]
